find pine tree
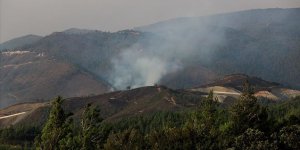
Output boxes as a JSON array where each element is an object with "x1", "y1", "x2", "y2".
[
  {"x1": 36, "y1": 96, "x2": 73, "y2": 150},
  {"x1": 183, "y1": 90, "x2": 219, "y2": 149},
  {"x1": 104, "y1": 129, "x2": 144, "y2": 150},
  {"x1": 58, "y1": 119, "x2": 80, "y2": 150},
  {"x1": 80, "y1": 103, "x2": 104, "y2": 150},
  {"x1": 230, "y1": 80, "x2": 268, "y2": 134}
]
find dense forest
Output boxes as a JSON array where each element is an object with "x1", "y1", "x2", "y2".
[{"x1": 0, "y1": 82, "x2": 299, "y2": 150}]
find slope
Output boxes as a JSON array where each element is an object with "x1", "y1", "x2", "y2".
[
  {"x1": 0, "y1": 35, "x2": 42, "y2": 51},
  {"x1": 0, "y1": 50, "x2": 111, "y2": 108},
  {"x1": 136, "y1": 8, "x2": 300, "y2": 88},
  {"x1": 0, "y1": 86, "x2": 203, "y2": 127}
]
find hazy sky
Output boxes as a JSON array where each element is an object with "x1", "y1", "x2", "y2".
[{"x1": 1, "y1": 0, "x2": 300, "y2": 43}]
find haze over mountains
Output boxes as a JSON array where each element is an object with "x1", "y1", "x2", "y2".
[
  {"x1": 0, "y1": 35, "x2": 42, "y2": 51},
  {"x1": 1, "y1": 8, "x2": 300, "y2": 108}
]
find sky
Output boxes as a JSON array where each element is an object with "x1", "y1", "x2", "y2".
[{"x1": 1, "y1": 0, "x2": 300, "y2": 43}]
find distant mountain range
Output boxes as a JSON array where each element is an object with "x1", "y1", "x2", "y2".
[
  {"x1": 135, "y1": 8, "x2": 300, "y2": 88},
  {"x1": 1, "y1": 8, "x2": 300, "y2": 108}
]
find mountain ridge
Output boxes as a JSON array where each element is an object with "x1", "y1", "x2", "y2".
[
  {"x1": 0, "y1": 74, "x2": 299, "y2": 128},
  {"x1": 1, "y1": 8, "x2": 300, "y2": 108},
  {"x1": 0, "y1": 35, "x2": 42, "y2": 51}
]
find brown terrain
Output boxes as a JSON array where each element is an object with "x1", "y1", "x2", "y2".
[
  {"x1": 0, "y1": 74, "x2": 299, "y2": 128},
  {"x1": 189, "y1": 74, "x2": 300, "y2": 102},
  {"x1": 0, "y1": 86, "x2": 202, "y2": 127},
  {"x1": 0, "y1": 50, "x2": 111, "y2": 107}
]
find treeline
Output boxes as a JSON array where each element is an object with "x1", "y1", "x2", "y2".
[{"x1": 0, "y1": 82, "x2": 299, "y2": 150}]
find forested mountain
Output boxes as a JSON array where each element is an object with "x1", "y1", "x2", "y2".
[
  {"x1": 0, "y1": 35, "x2": 42, "y2": 51},
  {"x1": 136, "y1": 8, "x2": 300, "y2": 88},
  {"x1": 1, "y1": 8, "x2": 300, "y2": 108},
  {"x1": 22, "y1": 8, "x2": 300, "y2": 89},
  {"x1": 0, "y1": 82, "x2": 299, "y2": 149},
  {"x1": 0, "y1": 50, "x2": 111, "y2": 107}
]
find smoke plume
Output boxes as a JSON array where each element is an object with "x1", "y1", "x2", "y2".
[{"x1": 108, "y1": 19, "x2": 226, "y2": 89}]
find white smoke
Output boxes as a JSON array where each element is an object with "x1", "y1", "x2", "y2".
[
  {"x1": 109, "y1": 46, "x2": 181, "y2": 89},
  {"x1": 109, "y1": 17, "x2": 227, "y2": 90}
]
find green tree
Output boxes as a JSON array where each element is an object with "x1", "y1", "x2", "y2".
[
  {"x1": 187, "y1": 90, "x2": 218, "y2": 129},
  {"x1": 104, "y1": 129, "x2": 144, "y2": 150},
  {"x1": 147, "y1": 127, "x2": 196, "y2": 150},
  {"x1": 58, "y1": 119, "x2": 80, "y2": 150},
  {"x1": 79, "y1": 104, "x2": 104, "y2": 150},
  {"x1": 234, "y1": 128, "x2": 277, "y2": 150},
  {"x1": 279, "y1": 125, "x2": 300, "y2": 150},
  {"x1": 183, "y1": 90, "x2": 219, "y2": 149},
  {"x1": 229, "y1": 80, "x2": 268, "y2": 134},
  {"x1": 35, "y1": 96, "x2": 73, "y2": 150}
]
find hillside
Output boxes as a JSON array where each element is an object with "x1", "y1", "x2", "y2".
[
  {"x1": 0, "y1": 50, "x2": 111, "y2": 108},
  {"x1": 0, "y1": 86, "x2": 203, "y2": 127},
  {"x1": 15, "y1": 8, "x2": 299, "y2": 90},
  {"x1": 190, "y1": 74, "x2": 300, "y2": 103},
  {"x1": 1, "y1": 74, "x2": 299, "y2": 128},
  {"x1": 24, "y1": 30, "x2": 145, "y2": 87},
  {"x1": 1, "y1": 8, "x2": 300, "y2": 108},
  {"x1": 200, "y1": 74, "x2": 280, "y2": 91},
  {"x1": 0, "y1": 30, "x2": 144, "y2": 107},
  {"x1": 136, "y1": 8, "x2": 300, "y2": 88},
  {"x1": 0, "y1": 35, "x2": 42, "y2": 51}
]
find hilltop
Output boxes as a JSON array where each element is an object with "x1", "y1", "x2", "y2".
[{"x1": 0, "y1": 35, "x2": 42, "y2": 51}]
